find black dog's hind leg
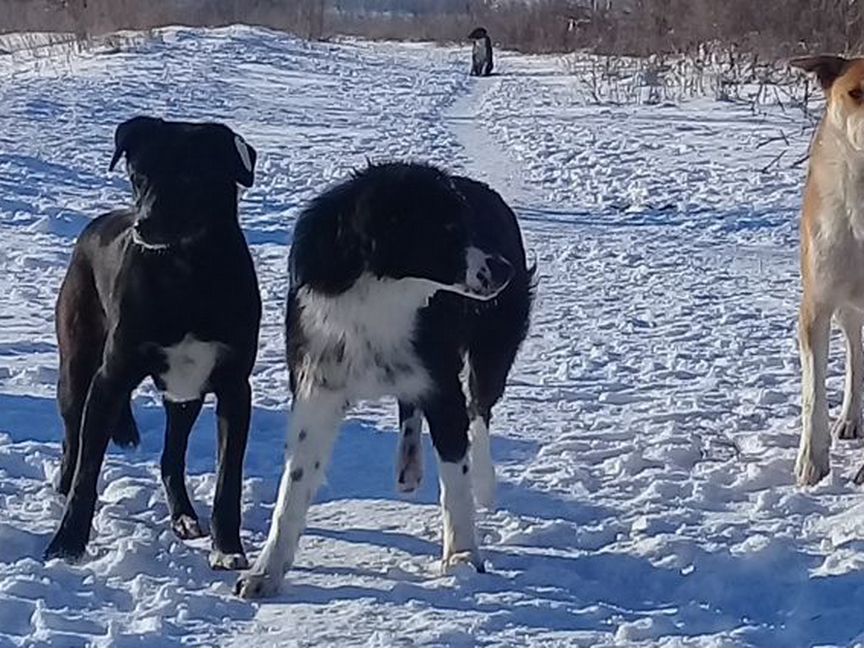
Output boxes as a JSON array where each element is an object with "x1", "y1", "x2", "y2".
[
  {"x1": 162, "y1": 398, "x2": 205, "y2": 539},
  {"x1": 56, "y1": 255, "x2": 106, "y2": 496},
  {"x1": 56, "y1": 255, "x2": 138, "y2": 497},
  {"x1": 46, "y1": 363, "x2": 137, "y2": 560},
  {"x1": 396, "y1": 401, "x2": 424, "y2": 493},
  {"x1": 112, "y1": 400, "x2": 140, "y2": 447},
  {"x1": 209, "y1": 379, "x2": 252, "y2": 570}
]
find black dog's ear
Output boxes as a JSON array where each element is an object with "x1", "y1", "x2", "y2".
[
  {"x1": 109, "y1": 116, "x2": 164, "y2": 172},
  {"x1": 230, "y1": 134, "x2": 257, "y2": 187},
  {"x1": 790, "y1": 55, "x2": 850, "y2": 91}
]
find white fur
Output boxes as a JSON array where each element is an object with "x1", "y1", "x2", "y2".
[
  {"x1": 236, "y1": 271, "x2": 493, "y2": 598},
  {"x1": 439, "y1": 459, "x2": 481, "y2": 572},
  {"x1": 234, "y1": 135, "x2": 253, "y2": 174},
  {"x1": 293, "y1": 274, "x2": 434, "y2": 402},
  {"x1": 160, "y1": 334, "x2": 222, "y2": 403},
  {"x1": 468, "y1": 417, "x2": 496, "y2": 509},
  {"x1": 236, "y1": 274, "x2": 449, "y2": 598},
  {"x1": 396, "y1": 407, "x2": 424, "y2": 493},
  {"x1": 236, "y1": 393, "x2": 345, "y2": 598}
]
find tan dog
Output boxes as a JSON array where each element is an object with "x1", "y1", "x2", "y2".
[{"x1": 791, "y1": 55, "x2": 864, "y2": 486}]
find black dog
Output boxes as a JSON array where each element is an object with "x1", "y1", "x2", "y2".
[
  {"x1": 45, "y1": 116, "x2": 261, "y2": 570},
  {"x1": 236, "y1": 162, "x2": 532, "y2": 598},
  {"x1": 469, "y1": 27, "x2": 494, "y2": 77}
]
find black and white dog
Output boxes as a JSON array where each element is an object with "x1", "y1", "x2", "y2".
[
  {"x1": 45, "y1": 116, "x2": 261, "y2": 570},
  {"x1": 469, "y1": 27, "x2": 494, "y2": 77},
  {"x1": 236, "y1": 162, "x2": 532, "y2": 598}
]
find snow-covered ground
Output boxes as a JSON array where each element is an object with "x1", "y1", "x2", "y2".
[{"x1": 1, "y1": 25, "x2": 862, "y2": 647}]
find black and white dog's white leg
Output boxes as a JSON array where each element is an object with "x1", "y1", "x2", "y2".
[
  {"x1": 235, "y1": 392, "x2": 345, "y2": 598},
  {"x1": 424, "y1": 383, "x2": 484, "y2": 574},
  {"x1": 468, "y1": 413, "x2": 495, "y2": 510},
  {"x1": 396, "y1": 401, "x2": 424, "y2": 493}
]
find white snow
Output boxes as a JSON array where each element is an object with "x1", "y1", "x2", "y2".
[{"x1": 0, "y1": 24, "x2": 862, "y2": 647}]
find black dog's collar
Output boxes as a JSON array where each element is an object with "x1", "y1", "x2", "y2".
[{"x1": 130, "y1": 228, "x2": 205, "y2": 253}]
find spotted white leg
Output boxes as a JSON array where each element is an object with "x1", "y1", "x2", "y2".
[
  {"x1": 439, "y1": 459, "x2": 483, "y2": 573},
  {"x1": 396, "y1": 403, "x2": 424, "y2": 493},
  {"x1": 468, "y1": 416, "x2": 495, "y2": 510},
  {"x1": 235, "y1": 393, "x2": 344, "y2": 599}
]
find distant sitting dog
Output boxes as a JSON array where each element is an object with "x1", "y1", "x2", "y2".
[
  {"x1": 45, "y1": 116, "x2": 261, "y2": 569},
  {"x1": 469, "y1": 27, "x2": 494, "y2": 77},
  {"x1": 235, "y1": 162, "x2": 533, "y2": 598},
  {"x1": 791, "y1": 56, "x2": 864, "y2": 486}
]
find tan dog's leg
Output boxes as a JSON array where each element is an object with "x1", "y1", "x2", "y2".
[
  {"x1": 796, "y1": 301, "x2": 832, "y2": 485},
  {"x1": 834, "y1": 307, "x2": 864, "y2": 440}
]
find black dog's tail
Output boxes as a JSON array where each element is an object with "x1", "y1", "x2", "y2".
[{"x1": 112, "y1": 400, "x2": 140, "y2": 447}]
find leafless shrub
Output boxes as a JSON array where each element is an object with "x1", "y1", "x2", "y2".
[
  {"x1": 3, "y1": 0, "x2": 864, "y2": 62},
  {"x1": 0, "y1": 0, "x2": 328, "y2": 40},
  {"x1": 564, "y1": 42, "x2": 819, "y2": 111}
]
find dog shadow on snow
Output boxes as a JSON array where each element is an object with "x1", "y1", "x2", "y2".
[{"x1": 3, "y1": 393, "x2": 864, "y2": 644}]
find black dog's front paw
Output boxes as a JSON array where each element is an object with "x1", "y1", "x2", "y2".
[
  {"x1": 171, "y1": 514, "x2": 207, "y2": 540},
  {"x1": 210, "y1": 549, "x2": 249, "y2": 571}
]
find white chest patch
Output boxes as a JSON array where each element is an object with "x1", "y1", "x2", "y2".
[
  {"x1": 294, "y1": 274, "x2": 435, "y2": 402},
  {"x1": 159, "y1": 334, "x2": 224, "y2": 403}
]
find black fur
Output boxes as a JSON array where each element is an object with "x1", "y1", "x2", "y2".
[
  {"x1": 289, "y1": 163, "x2": 471, "y2": 296},
  {"x1": 46, "y1": 117, "x2": 261, "y2": 565},
  {"x1": 401, "y1": 173, "x2": 533, "y2": 459}
]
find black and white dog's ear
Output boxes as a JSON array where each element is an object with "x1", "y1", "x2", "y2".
[
  {"x1": 109, "y1": 116, "x2": 163, "y2": 172},
  {"x1": 231, "y1": 134, "x2": 257, "y2": 188}
]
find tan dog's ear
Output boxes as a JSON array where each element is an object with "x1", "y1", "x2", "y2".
[{"x1": 790, "y1": 55, "x2": 850, "y2": 91}]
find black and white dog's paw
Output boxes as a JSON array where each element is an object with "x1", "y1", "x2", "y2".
[{"x1": 397, "y1": 454, "x2": 423, "y2": 493}]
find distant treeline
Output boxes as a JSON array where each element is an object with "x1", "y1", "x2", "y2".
[
  {"x1": 2, "y1": 0, "x2": 863, "y2": 56},
  {"x1": 329, "y1": 0, "x2": 468, "y2": 15}
]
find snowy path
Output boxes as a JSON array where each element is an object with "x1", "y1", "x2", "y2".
[{"x1": 2, "y1": 26, "x2": 864, "y2": 648}]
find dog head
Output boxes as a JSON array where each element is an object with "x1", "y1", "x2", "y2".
[
  {"x1": 109, "y1": 116, "x2": 257, "y2": 250},
  {"x1": 468, "y1": 27, "x2": 488, "y2": 40},
  {"x1": 293, "y1": 163, "x2": 512, "y2": 300},
  {"x1": 792, "y1": 55, "x2": 864, "y2": 152},
  {"x1": 352, "y1": 163, "x2": 512, "y2": 300}
]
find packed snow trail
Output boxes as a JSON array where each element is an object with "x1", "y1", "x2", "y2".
[{"x1": 2, "y1": 26, "x2": 864, "y2": 647}]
